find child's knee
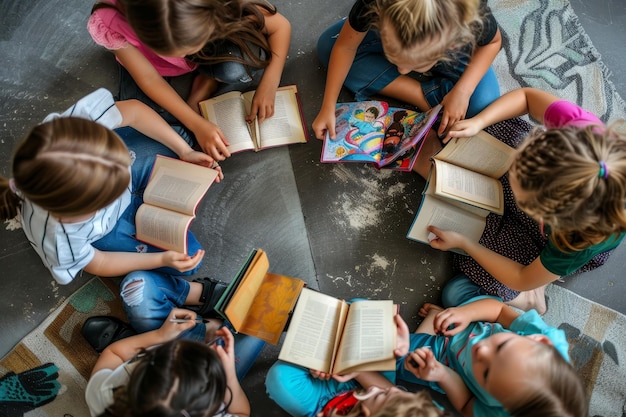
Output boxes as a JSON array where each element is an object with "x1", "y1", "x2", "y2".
[{"x1": 120, "y1": 272, "x2": 146, "y2": 307}]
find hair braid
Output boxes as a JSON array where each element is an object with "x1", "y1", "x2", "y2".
[{"x1": 513, "y1": 122, "x2": 626, "y2": 251}]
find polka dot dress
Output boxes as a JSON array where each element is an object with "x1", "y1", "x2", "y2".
[{"x1": 452, "y1": 118, "x2": 613, "y2": 301}]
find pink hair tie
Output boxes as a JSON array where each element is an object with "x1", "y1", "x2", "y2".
[
  {"x1": 598, "y1": 161, "x2": 609, "y2": 179},
  {"x1": 8, "y1": 178, "x2": 18, "y2": 194}
]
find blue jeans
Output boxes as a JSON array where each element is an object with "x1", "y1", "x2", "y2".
[
  {"x1": 120, "y1": 270, "x2": 265, "y2": 379},
  {"x1": 92, "y1": 126, "x2": 203, "y2": 264},
  {"x1": 441, "y1": 274, "x2": 494, "y2": 308},
  {"x1": 195, "y1": 41, "x2": 265, "y2": 96},
  {"x1": 317, "y1": 19, "x2": 500, "y2": 117},
  {"x1": 93, "y1": 127, "x2": 264, "y2": 379}
]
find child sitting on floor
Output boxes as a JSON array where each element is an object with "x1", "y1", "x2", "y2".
[
  {"x1": 429, "y1": 88, "x2": 626, "y2": 313},
  {"x1": 86, "y1": 308, "x2": 251, "y2": 417}
]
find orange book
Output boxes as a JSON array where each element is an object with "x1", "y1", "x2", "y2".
[{"x1": 215, "y1": 249, "x2": 305, "y2": 344}]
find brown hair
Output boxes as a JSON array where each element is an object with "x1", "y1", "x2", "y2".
[
  {"x1": 0, "y1": 117, "x2": 130, "y2": 220},
  {"x1": 93, "y1": 0, "x2": 276, "y2": 68},
  {"x1": 503, "y1": 342, "x2": 588, "y2": 417},
  {"x1": 374, "y1": 0, "x2": 483, "y2": 64},
  {"x1": 512, "y1": 122, "x2": 626, "y2": 251}
]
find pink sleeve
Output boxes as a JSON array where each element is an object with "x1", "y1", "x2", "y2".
[
  {"x1": 543, "y1": 100, "x2": 603, "y2": 129},
  {"x1": 87, "y1": 9, "x2": 128, "y2": 50}
]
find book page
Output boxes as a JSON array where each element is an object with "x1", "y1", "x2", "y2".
[
  {"x1": 278, "y1": 288, "x2": 348, "y2": 373},
  {"x1": 434, "y1": 159, "x2": 504, "y2": 214},
  {"x1": 378, "y1": 104, "x2": 441, "y2": 169},
  {"x1": 243, "y1": 86, "x2": 307, "y2": 149},
  {"x1": 199, "y1": 91, "x2": 255, "y2": 153},
  {"x1": 407, "y1": 193, "x2": 487, "y2": 253},
  {"x1": 435, "y1": 130, "x2": 515, "y2": 178},
  {"x1": 135, "y1": 204, "x2": 194, "y2": 253},
  {"x1": 333, "y1": 300, "x2": 396, "y2": 374},
  {"x1": 143, "y1": 156, "x2": 218, "y2": 215}
]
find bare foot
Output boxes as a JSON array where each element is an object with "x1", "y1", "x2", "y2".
[
  {"x1": 418, "y1": 302, "x2": 444, "y2": 318},
  {"x1": 204, "y1": 318, "x2": 223, "y2": 343},
  {"x1": 506, "y1": 285, "x2": 547, "y2": 314},
  {"x1": 187, "y1": 74, "x2": 218, "y2": 112},
  {"x1": 416, "y1": 303, "x2": 444, "y2": 335}
]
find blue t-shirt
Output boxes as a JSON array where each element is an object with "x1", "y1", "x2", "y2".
[{"x1": 405, "y1": 296, "x2": 569, "y2": 416}]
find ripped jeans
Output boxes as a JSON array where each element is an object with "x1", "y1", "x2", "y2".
[{"x1": 120, "y1": 272, "x2": 265, "y2": 379}]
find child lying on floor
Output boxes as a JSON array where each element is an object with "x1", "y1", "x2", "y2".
[{"x1": 399, "y1": 296, "x2": 587, "y2": 416}]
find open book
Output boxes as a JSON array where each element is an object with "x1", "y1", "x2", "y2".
[
  {"x1": 135, "y1": 155, "x2": 219, "y2": 253},
  {"x1": 407, "y1": 130, "x2": 515, "y2": 251},
  {"x1": 199, "y1": 84, "x2": 308, "y2": 153},
  {"x1": 278, "y1": 287, "x2": 397, "y2": 375},
  {"x1": 321, "y1": 102, "x2": 441, "y2": 171},
  {"x1": 214, "y1": 249, "x2": 305, "y2": 344}
]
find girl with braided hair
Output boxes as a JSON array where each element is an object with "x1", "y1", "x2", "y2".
[{"x1": 428, "y1": 88, "x2": 626, "y2": 313}]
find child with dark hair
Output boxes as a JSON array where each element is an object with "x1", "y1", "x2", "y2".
[{"x1": 86, "y1": 308, "x2": 250, "y2": 417}]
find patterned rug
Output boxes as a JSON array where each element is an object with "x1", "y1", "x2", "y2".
[
  {"x1": 491, "y1": 0, "x2": 626, "y2": 122},
  {"x1": 0, "y1": 278, "x2": 124, "y2": 417},
  {"x1": 543, "y1": 284, "x2": 626, "y2": 417}
]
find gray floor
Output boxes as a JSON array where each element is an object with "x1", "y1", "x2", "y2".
[{"x1": 0, "y1": 0, "x2": 625, "y2": 416}]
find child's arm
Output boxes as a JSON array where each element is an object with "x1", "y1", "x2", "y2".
[
  {"x1": 437, "y1": 28, "x2": 502, "y2": 136},
  {"x1": 115, "y1": 100, "x2": 210, "y2": 165},
  {"x1": 91, "y1": 308, "x2": 197, "y2": 375},
  {"x1": 444, "y1": 88, "x2": 561, "y2": 142},
  {"x1": 406, "y1": 348, "x2": 475, "y2": 416},
  {"x1": 427, "y1": 225, "x2": 560, "y2": 291},
  {"x1": 246, "y1": 10, "x2": 291, "y2": 124},
  {"x1": 113, "y1": 45, "x2": 231, "y2": 161},
  {"x1": 312, "y1": 21, "x2": 367, "y2": 140},
  {"x1": 432, "y1": 298, "x2": 520, "y2": 336},
  {"x1": 84, "y1": 248, "x2": 204, "y2": 277},
  {"x1": 213, "y1": 327, "x2": 251, "y2": 417}
]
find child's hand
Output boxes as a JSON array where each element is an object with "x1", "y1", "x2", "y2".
[
  {"x1": 442, "y1": 118, "x2": 483, "y2": 144},
  {"x1": 309, "y1": 369, "x2": 333, "y2": 381},
  {"x1": 312, "y1": 108, "x2": 337, "y2": 140},
  {"x1": 158, "y1": 308, "x2": 199, "y2": 340},
  {"x1": 426, "y1": 226, "x2": 466, "y2": 252},
  {"x1": 212, "y1": 326, "x2": 237, "y2": 377},
  {"x1": 192, "y1": 119, "x2": 231, "y2": 161},
  {"x1": 405, "y1": 347, "x2": 446, "y2": 382},
  {"x1": 332, "y1": 372, "x2": 359, "y2": 383},
  {"x1": 433, "y1": 307, "x2": 471, "y2": 336},
  {"x1": 179, "y1": 149, "x2": 216, "y2": 167},
  {"x1": 438, "y1": 88, "x2": 471, "y2": 137},
  {"x1": 394, "y1": 314, "x2": 410, "y2": 357},
  {"x1": 161, "y1": 249, "x2": 204, "y2": 272},
  {"x1": 247, "y1": 83, "x2": 276, "y2": 124}
]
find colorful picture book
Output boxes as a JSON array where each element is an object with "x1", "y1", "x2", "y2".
[{"x1": 321, "y1": 102, "x2": 441, "y2": 171}]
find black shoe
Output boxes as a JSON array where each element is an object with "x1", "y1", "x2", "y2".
[
  {"x1": 188, "y1": 277, "x2": 229, "y2": 319},
  {"x1": 81, "y1": 316, "x2": 137, "y2": 353}
]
